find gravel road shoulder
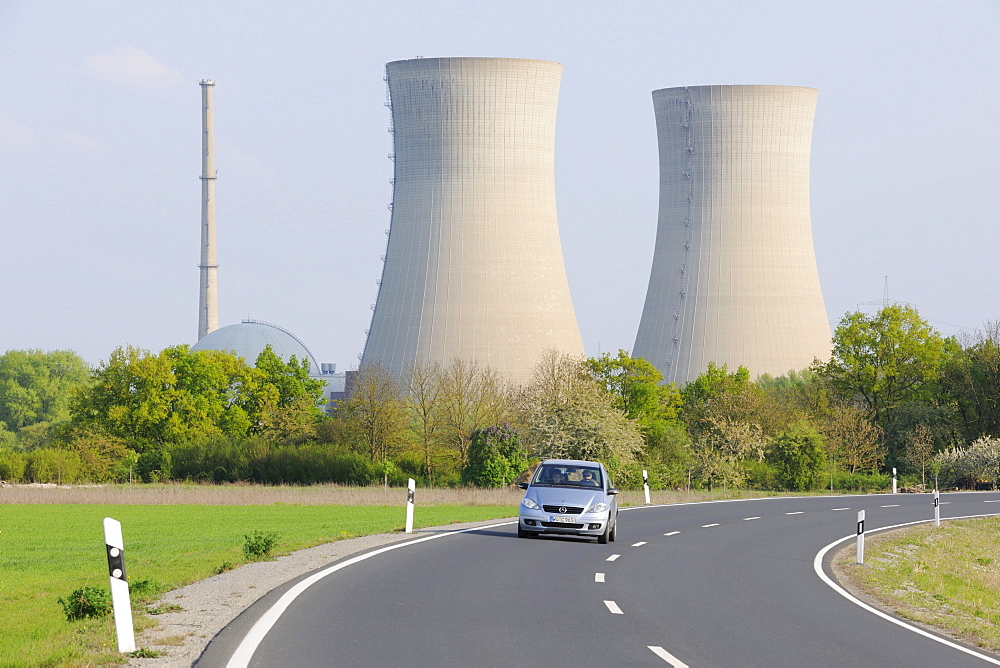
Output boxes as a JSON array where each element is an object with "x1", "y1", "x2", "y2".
[{"x1": 129, "y1": 518, "x2": 514, "y2": 667}]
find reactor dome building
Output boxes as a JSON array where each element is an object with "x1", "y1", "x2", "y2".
[
  {"x1": 361, "y1": 57, "x2": 584, "y2": 384},
  {"x1": 633, "y1": 85, "x2": 831, "y2": 385}
]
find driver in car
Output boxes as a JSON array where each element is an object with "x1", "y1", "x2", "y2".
[{"x1": 581, "y1": 470, "x2": 599, "y2": 486}]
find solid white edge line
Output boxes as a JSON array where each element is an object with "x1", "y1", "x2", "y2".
[
  {"x1": 595, "y1": 572, "x2": 605, "y2": 583},
  {"x1": 604, "y1": 600, "x2": 623, "y2": 614},
  {"x1": 813, "y1": 512, "x2": 1000, "y2": 665},
  {"x1": 649, "y1": 645, "x2": 690, "y2": 667},
  {"x1": 226, "y1": 520, "x2": 516, "y2": 668}
]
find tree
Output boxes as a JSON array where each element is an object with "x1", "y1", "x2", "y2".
[
  {"x1": 681, "y1": 362, "x2": 766, "y2": 433},
  {"x1": 71, "y1": 344, "x2": 324, "y2": 450},
  {"x1": 462, "y1": 423, "x2": 525, "y2": 487},
  {"x1": 587, "y1": 350, "x2": 677, "y2": 423},
  {"x1": 244, "y1": 347, "x2": 326, "y2": 441},
  {"x1": 905, "y1": 423, "x2": 935, "y2": 486},
  {"x1": 0, "y1": 349, "x2": 91, "y2": 431},
  {"x1": 942, "y1": 322, "x2": 1000, "y2": 442},
  {"x1": 820, "y1": 404, "x2": 885, "y2": 473},
  {"x1": 405, "y1": 358, "x2": 444, "y2": 484},
  {"x1": 437, "y1": 358, "x2": 511, "y2": 469},
  {"x1": 689, "y1": 417, "x2": 765, "y2": 490},
  {"x1": 818, "y1": 305, "x2": 956, "y2": 425},
  {"x1": 518, "y1": 350, "x2": 644, "y2": 465},
  {"x1": 338, "y1": 361, "x2": 408, "y2": 463}
]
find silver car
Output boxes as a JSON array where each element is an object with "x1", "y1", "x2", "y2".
[{"x1": 517, "y1": 459, "x2": 619, "y2": 543}]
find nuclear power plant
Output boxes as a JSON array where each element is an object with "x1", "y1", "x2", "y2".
[
  {"x1": 361, "y1": 57, "x2": 584, "y2": 384},
  {"x1": 633, "y1": 85, "x2": 831, "y2": 385}
]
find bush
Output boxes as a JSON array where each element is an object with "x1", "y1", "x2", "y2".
[
  {"x1": 765, "y1": 424, "x2": 825, "y2": 491},
  {"x1": 243, "y1": 531, "x2": 278, "y2": 561},
  {"x1": 463, "y1": 424, "x2": 525, "y2": 487},
  {"x1": 0, "y1": 448, "x2": 26, "y2": 481},
  {"x1": 57, "y1": 585, "x2": 111, "y2": 621},
  {"x1": 743, "y1": 460, "x2": 780, "y2": 490},
  {"x1": 136, "y1": 447, "x2": 173, "y2": 483},
  {"x1": 833, "y1": 470, "x2": 891, "y2": 492},
  {"x1": 26, "y1": 448, "x2": 82, "y2": 484}
]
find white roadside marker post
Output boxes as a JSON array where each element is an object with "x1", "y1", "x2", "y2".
[
  {"x1": 405, "y1": 478, "x2": 415, "y2": 534},
  {"x1": 892, "y1": 467, "x2": 897, "y2": 494},
  {"x1": 102, "y1": 517, "x2": 135, "y2": 653},
  {"x1": 934, "y1": 489, "x2": 940, "y2": 527},
  {"x1": 856, "y1": 510, "x2": 865, "y2": 565},
  {"x1": 642, "y1": 469, "x2": 650, "y2": 506}
]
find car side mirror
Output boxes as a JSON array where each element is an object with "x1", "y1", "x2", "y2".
[
  {"x1": 517, "y1": 482, "x2": 529, "y2": 490},
  {"x1": 607, "y1": 488, "x2": 619, "y2": 495}
]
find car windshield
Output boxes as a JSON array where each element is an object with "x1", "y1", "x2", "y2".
[{"x1": 532, "y1": 464, "x2": 603, "y2": 488}]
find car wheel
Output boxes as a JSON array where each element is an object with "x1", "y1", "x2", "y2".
[
  {"x1": 518, "y1": 525, "x2": 529, "y2": 538},
  {"x1": 598, "y1": 521, "x2": 610, "y2": 544},
  {"x1": 609, "y1": 517, "x2": 617, "y2": 542}
]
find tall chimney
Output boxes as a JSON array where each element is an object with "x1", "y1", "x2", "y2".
[{"x1": 198, "y1": 79, "x2": 219, "y2": 340}]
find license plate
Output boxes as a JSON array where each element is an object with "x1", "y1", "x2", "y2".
[{"x1": 550, "y1": 516, "x2": 575, "y2": 523}]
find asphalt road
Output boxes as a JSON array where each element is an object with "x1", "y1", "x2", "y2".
[{"x1": 204, "y1": 491, "x2": 1000, "y2": 667}]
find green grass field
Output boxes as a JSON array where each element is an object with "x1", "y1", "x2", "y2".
[{"x1": 0, "y1": 504, "x2": 515, "y2": 666}]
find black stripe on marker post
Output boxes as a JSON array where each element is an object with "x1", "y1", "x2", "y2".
[{"x1": 106, "y1": 544, "x2": 127, "y2": 581}]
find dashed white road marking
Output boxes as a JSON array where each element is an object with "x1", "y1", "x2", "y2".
[
  {"x1": 881, "y1": 504, "x2": 900, "y2": 508},
  {"x1": 986, "y1": 500, "x2": 1000, "y2": 503},
  {"x1": 664, "y1": 531, "x2": 680, "y2": 536},
  {"x1": 604, "y1": 600, "x2": 623, "y2": 614},
  {"x1": 595, "y1": 572, "x2": 605, "y2": 583},
  {"x1": 701, "y1": 523, "x2": 719, "y2": 528},
  {"x1": 743, "y1": 516, "x2": 760, "y2": 521},
  {"x1": 785, "y1": 511, "x2": 804, "y2": 515},
  {"x1": 832, "y1": 507, "x2": 850, "y2": 511},
  {"x1": 606, "y1": 554, "x2": 620, "y2": 562},
  {"x1": 649, "y1": 645, "x2": 690, "y2": 667},
  {"x1": 632, "y1": 541, "x2": 647, "y2": 547}
]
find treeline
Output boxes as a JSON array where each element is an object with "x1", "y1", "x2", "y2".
[{"x1": 2, "y1": 304, "x2": 1000, "y2": 491}]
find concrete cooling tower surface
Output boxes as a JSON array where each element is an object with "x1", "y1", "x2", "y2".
[
  {"x1": 362, "y1": 57, "x2": 584, "y2": 385},
  {"x1": 634, "y1": 85, "x2": 831, "y2": 385}
]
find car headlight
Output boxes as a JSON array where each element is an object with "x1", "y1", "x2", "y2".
[
  {"x1": 520, "y1": 497, "x2": 540, "y2": 510},
  {"x1": 588, "y1": 503, "x2": 609, "y2": 514}
]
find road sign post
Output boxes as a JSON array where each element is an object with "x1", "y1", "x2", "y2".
[
  {"x1": 642, "y1": 469, "x2": 650, "y2": 506},
  {"x1": 856, "y1": 510, "x2": 865, "y2": 565},
  {"x1": 892, "y1": 467, "x2": 897, "y2": 494},
  {"x1": 934, "y1": 490, "x2": 940, "y2": 527},
  {"x1": 102, "y1": 517, "x2": 135, "y2": 653},
  {"x1": 405, "y1": 478, "x2": 415, "y2": 534}
]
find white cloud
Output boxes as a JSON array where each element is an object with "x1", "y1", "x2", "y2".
[
  {"x1": 84, "y1": 46, "x2": 183, "y2": 91},
  {"x1": 0, "y1": 112, "x2": 37, "y2": 150}
]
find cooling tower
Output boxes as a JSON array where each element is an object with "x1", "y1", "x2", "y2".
[
  {"x1": 361, "y1": 57, "x2": 584, "y2": 384},
  {"x1": 633, "y1": 85, "x2": 831, "y2": 385}
]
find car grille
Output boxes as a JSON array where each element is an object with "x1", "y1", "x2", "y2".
[
  {"x1": 542, "y1": 505, "x2": 585, "y2": 514},
  {"x1": 540, "y1": 521, "x2": 585, "y2": 529}
]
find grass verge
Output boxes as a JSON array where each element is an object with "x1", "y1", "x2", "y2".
[{"x1": 836, "y1": 517, "x2": 1000, "y2": 654}]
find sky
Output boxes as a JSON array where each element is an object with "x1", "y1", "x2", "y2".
[{"x1": 1, "y1": 0, "x2": 998, "y2": 371}]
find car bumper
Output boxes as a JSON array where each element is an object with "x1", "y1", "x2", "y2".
[{"x1": 518, "y1": 510, "x2": 610, "y2": 536}]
